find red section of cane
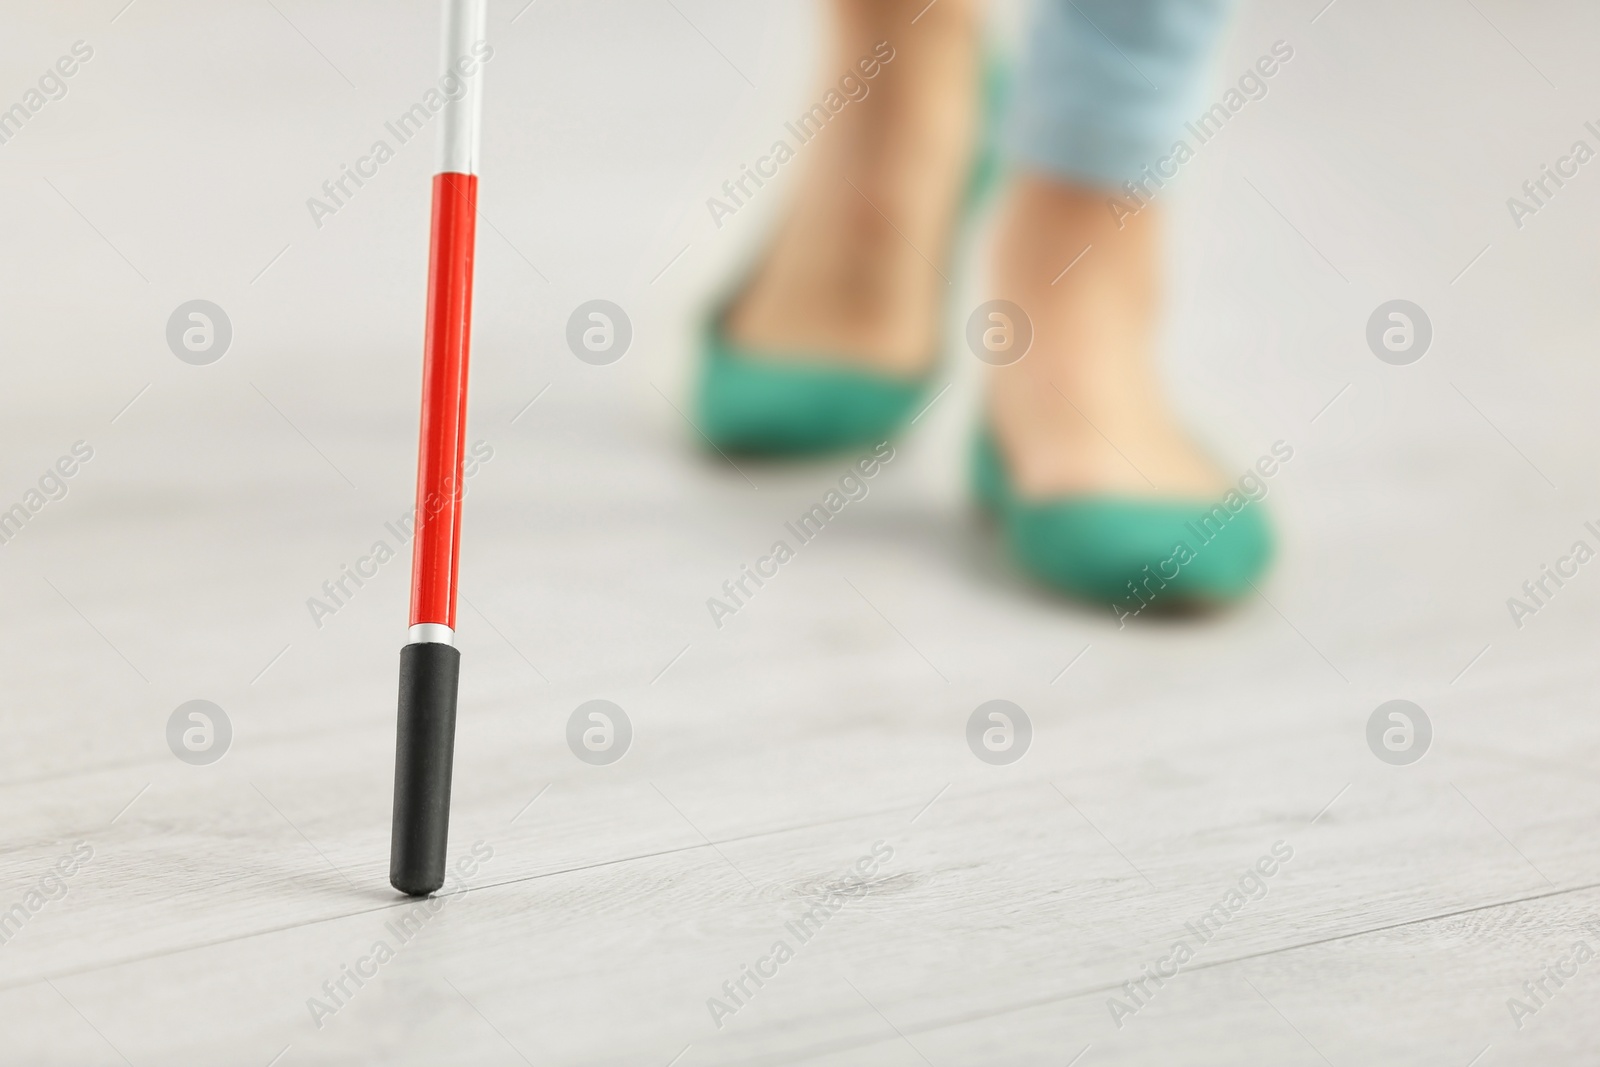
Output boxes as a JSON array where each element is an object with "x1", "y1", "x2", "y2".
[{"x1": 409, "y1": 172, "x2": 479, "y2": 630}]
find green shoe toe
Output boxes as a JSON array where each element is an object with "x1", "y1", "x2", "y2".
[
  {"x1": 974, "y1": 434, "x2": 1274, "y2": 610},
  {"x1": 691, "y1": 55, "x2": 1010, "y2": 459},
  {"x1": 696, "y1": 329, "x2": 929, "y2": 455}
]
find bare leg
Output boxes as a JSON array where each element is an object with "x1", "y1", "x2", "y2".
[
  {"x1": 986, "y1": 176, "x2": 1228, "y2": 499},
  {"x1": 725, "y1": 0, "x2": 980, "y2": 375}
]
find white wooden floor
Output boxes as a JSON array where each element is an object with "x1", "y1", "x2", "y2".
[{"x1": 5, "y1": 1, "x2": 1600, "y2": 1064}]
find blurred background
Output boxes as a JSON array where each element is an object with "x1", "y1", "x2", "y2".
[{"x1": 3, "y1": 1, "x2": 1600, "y2": 1064}]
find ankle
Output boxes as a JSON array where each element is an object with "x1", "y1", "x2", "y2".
[
  {"x1": 994, "y1": 177, "x2": 1158, "y2": 294},
  {"x1": 988, "y1": 176, "x2": 1161, "y2": 389},
  {"x1": 722, "y1": 8, "x2": 982, "y2": 371},
  {"x1": 982, "y1": 176, "x2": 1225, "y2": 498},
  {"x1": 832, "y1": 0, "x2": 982, "y2": 45},
  {"x1": 826, "y1": 0, "x2": 980, "y2": 184}
]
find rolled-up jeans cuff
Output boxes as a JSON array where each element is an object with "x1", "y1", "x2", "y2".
[
  {"x1": 1009, "y1": 109, "x2": 1192, "y2": 189},
  {"x1": 1006, "y1": 0, "x2": 1236, "y2": 189}
]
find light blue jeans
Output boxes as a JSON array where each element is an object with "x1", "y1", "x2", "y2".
[{"x1": 1011, "y1": 0, "x2": 1237, "y2": 187}]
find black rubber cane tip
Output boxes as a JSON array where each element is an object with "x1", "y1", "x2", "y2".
[{"x1": 390, "y1": 641, "x2": 462, "y2": 896}]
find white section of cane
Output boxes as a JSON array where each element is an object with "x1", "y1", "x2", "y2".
[{"x1": 437, "y1": 0, "x2": 488, "y2": 175}]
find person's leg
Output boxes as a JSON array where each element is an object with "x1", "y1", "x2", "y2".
[
  {"x1": 988, "y1": 0, "x2": 1236, "y2": 498},
  {"x1": 723, "y1": 0, "x2": 981, "y2": 376}
]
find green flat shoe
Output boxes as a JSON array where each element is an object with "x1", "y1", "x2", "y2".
[
  {"x1": 973, "y1": 433, "x2": 1274, "y2": 614},
  {"x1": 694, "y1": 58, "x2": 1010, "y2": 457},
  {"x1": 697, "y1": 333, "x2": 929, "y2": 455}
]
